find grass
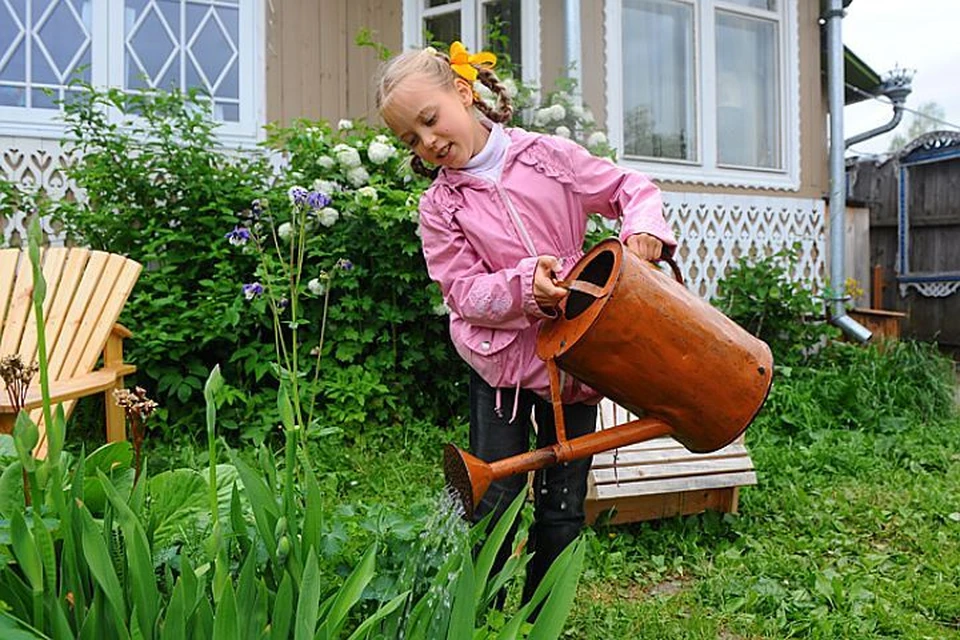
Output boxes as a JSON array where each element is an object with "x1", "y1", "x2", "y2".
[
  {"x1": 566, "y1": 415, "x2": 960, "y2": 639},
  {"x1": 63, "y1": 344, "x2": 960, "y2": 639}
]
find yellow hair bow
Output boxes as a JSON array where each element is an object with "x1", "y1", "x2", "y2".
[{"x1": 448, "y1": 41, "x2": 497, "y2": 83}]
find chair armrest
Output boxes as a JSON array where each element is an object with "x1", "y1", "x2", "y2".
[
  {"x1": 0, "y1": 366, "x2": 136, "y2": 414},
  {"x1": 112, "y1": 323, "x2": 133, "y2": 339}
]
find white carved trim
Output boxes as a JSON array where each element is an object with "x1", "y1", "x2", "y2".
[
  {"x1": 663, "y1": 191, "x2": 826, "y2": 300},
  {"x1": 899, "y1": 281, "x2": 960, "y2": 298}
]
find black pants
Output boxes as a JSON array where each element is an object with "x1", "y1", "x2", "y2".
[{"x1": 468, "y1": 371, "x2": 597, "y2": 603}]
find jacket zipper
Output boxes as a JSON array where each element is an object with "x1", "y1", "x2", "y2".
[{"x1": 494, "y1": 183, "x2": 538, "y2": 257}]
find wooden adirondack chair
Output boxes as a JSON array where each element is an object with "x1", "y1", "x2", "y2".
[{"x1": 0, "y1": 247, "x2": 142, "y2": 457}]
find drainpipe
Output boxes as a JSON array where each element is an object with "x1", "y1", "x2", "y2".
[
  {"x1": 826, "y1": 0, "x2": 872, "y2": 342},
  {"x1": 845, "y1": 74, "x2": 913, "y2": 148}
]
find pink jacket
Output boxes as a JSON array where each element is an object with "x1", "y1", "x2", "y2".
[{"x1": 418, "y1": 127, "x2": 676, "y2": 411}]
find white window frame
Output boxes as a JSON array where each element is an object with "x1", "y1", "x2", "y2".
[
  {"x1": 605, "y1": 0, "x2": 800, "y2": 190},
  {"x1": 0, "y1": 0, "x2": 265, "y2": 147},
  {"x1": 402, "y1": 0, "x2": 540, "y2": 91}
]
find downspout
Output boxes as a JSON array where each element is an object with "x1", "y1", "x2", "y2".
[
  {"x1": 845, "y1": 76, "x2": 912, "y2": 148},
  {"x1": 826, "y1": 0, "x2": 872, "y2": 342}
]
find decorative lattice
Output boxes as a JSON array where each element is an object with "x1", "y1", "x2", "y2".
[
  {"x1": 2, "y1": 137, "x2": 828, "y2": 299},
  {"x1": 1, "y1": 136, "x2": 75, "y2": 246},
  {"x1": 900, "y1": 281, "x2": 960, "y2": 299},
  {"x1": 663, "y1": 191, "x2": 826, "y2": 300}
]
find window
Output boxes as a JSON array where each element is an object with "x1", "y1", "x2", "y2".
[
  {"x1": 607, "y1": 0, "x2": 799, "y2": 189},
  {"x1": 403, "y1": 0, "x2": 539, "y2": 88},
  {"x1": 0, "y1": 0, "x2": 263, "y2": 143}
]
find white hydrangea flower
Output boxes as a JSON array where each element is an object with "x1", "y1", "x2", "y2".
[
  {"x1": 356, "y1": 186, "x2": 378, "y2": 203},
  {"x1": 587, "y1": 131, "x2": 608, "y2": 148},
  {"x1": 374, "y1": 134, "x2": 392, "y2": 144},
  {"x1": 549, "y1": 104, "x2": 567, "y2": 121},
  {"x1": 312, "y1": 179, "x2": 341, "y2": 195},
  {"x1": 534, "y1": 108, "x2": 553, "y2": 126},
  {"x1": 586, "y1": 218, "x2": 599, "y2": 234},
  {"x1": 432, "y1": 301, "x2": 450, "y2": 316},
  {"x1": 582, "y1": 108, "x2": 596, "y2": 125},
  {"x1": 555, "y1": 125, "x2": 571, "y2": 139},
  {"x1": 307, "y1": 278, "x2": 326, "y2": 296},
  {"x1": 502, "y1": 77, "x2": 518, "y2": 99},
  {"x1": 553, "y1": 91, "x2": 571, "y2": 105},
  {"x1": 346, "y1": 166, "x2": 370, "y2": 187},
  {"x1": 333, "y1": 143, "x2": 362, "y2": 169},
  {"x1": 318, "y1": 207, "x2": 340, "y2": 228},
  {"x1": 277, "y1": 222, "x2": 293, "y2": 241},
  {"x1": 316, "y1": 155, "x2": 335, "y2": 169},
  {"x1": 367, "y1": 140, "x2": 396, "y2": 165},
  {"x1": 337, "y1": 119, "x2": 353, "y2": 130},
  {"x1": 571, "y1": 104, "x2": 585, "y2": 119}
]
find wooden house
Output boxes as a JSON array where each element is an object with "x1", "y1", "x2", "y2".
[{"x1": 0, "y1": 0, "x2": 884, "y2": 522}]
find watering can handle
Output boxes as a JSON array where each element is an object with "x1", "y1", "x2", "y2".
[{"x1": 556, "y1": 254, "x2": 685, "y2": 297}]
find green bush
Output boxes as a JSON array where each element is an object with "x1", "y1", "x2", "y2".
[
  {"x1": 53, "y1": 86, "x2": 468, "y2": 443},
  {"x1": 714, "y1": 245, "x2": 838, "y2": 365}
]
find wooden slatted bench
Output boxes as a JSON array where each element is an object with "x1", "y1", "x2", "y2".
[
  {"x1": 0, "y1": 247, "x2": 141, "y2": 457},
  {"x1": 585, "y1": 399, "x2": 757, "y2": 525}
]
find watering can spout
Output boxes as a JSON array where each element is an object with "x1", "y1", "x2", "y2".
[{"x1": 443, "y1": 444, "x2": 492, "y2": 520}]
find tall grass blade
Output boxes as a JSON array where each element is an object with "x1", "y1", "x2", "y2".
[
  {"x1": 210, "y1": 578, "x2": 239, "y2": 640},
  {"x1": 446, "y1": 547, "x2": 476, "y2": 639},
  {"x1": 78, "y1": 506, "x2": 129, "y2": 638}
]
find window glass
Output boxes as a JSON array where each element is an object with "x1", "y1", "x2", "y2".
[
  {"x1": 126, "y1": 0, "x2": 240, "y2": 122},
  {"x1": 716, "y1": 11, "x2": 780, "y2": 168},
  {"x1": 723, "y1": 0, "x2": 775, "y2": 10},
  {"x1": 483, "y1": 0, "x2": 523, "y2": 78},
  {"x1": 621, "y1": 0, "x2": 696, "y2": 161},
  {"x1": 0, "y1": 0, "x2": 92, "y2": 109},
  {"x1": 424, "y1": 11, "x2": 461, "y2": 47}
]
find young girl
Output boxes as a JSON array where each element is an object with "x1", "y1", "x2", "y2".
[{"x1": 376, "y1": 42, "x2": 676, "y2": 602}]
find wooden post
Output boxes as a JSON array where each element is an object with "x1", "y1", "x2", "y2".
[
  {"x1": 103, "y1": 329, "x2": 128, "y2": 443},
  {"x1": 872, "y1": 264, "x2": 884, "y2": 310}
]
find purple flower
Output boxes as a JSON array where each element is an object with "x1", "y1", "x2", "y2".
[
  {"x1": 242, "y1": 282, "x2": 264, "y2": 300},
  {"x1": 336, "y1": 258, "x2": 354, "y2": 271},
  {"x1": 277, "y1": 297, "x2": 289, "y2": 310},
  {"x1": 225, "y1": 226, "x2": 251, "y2": 246},
  {"x1": 288, "y1": 186, "x2": 309, "y2": 207},
  {"x1": 306, "y1": 190, "x2": 331, "y2": 210},
  {"x1": 251, "y1": 199, "x2": 264, "y2": 219}
]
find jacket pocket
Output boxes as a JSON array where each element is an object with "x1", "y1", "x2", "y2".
[{"x1": 451, "y1": 320, "x2": 521, "y2": 389}]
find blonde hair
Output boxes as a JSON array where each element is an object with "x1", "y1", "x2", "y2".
[{"x1": 376, "y1": 46, "x2": 513, "y2": 178}]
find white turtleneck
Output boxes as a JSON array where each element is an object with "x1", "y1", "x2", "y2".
[{"x1": 461, "y1": 122, "x2": 509, "y2": 182}]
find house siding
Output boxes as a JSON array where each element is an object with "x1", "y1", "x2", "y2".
[{"x1": 266, "y1": 0, "x2": 403, "y2": 126}]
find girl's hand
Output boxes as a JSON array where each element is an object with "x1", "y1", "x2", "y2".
[
  {"x1": 626, "y1": 233, "x2": 663, "y2": 262},
  {"x1": 533, "y1": 255, "x2": 568, "y2": 311}
]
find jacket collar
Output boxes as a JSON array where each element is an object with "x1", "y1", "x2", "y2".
[{"x1": 436, "y1": 127, "x2": 540, "y2": 189}]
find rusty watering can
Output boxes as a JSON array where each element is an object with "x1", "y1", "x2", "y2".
[{"x1": 444, "y1": 238, "x2": 774, "y2": 518}]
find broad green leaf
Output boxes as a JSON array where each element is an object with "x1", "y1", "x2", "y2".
[
  {"x1": 446, "y1": 548, "x2": 476, "y2": 640},
  {"x1": 314, "y1": 543, "x2": 377, "y2": 640},
  {"x1": 13, "y1": 412, "x2": 39, "y2": 472},
  {"x1": 160, "y1": 578, "x2": 186, "y2": 640},
  {"x1": 78, "y1": 506, "x2": 129, "y2": 635},
  {"x1": 475, "y1": 491, "x2": 524, "y2": 611},
  {"x1": 277, "y1": 385, "x2": 295, "y2": 431},
  {"x1": 294, "y1": 551, "x2": 322, "y2": 640},
  {"x1": 526, "y1": 539, "x2": 585, "y2": 640},
  {"x1": 228, "y1": 452, "x2": 280, "y2": 560},
  {"x1": 84, "y1": 442, "x2": 134, "y2": 476},
  {"x1": 0, "y1": 609, "x2": 50, "y2": 639},
  {"x1": 343, "y1": 591, "x2": 409, "y2": 640},
  {"x1": 10, "y1": 510, "x2": 43, "y2": 592},
  {"x1": 0, "y1": 461, "x2": 26, "y2": 519},
  {"x1": 211, "y1": 578, "x2": 239, "y2": 640},
  {"x1": 99, "y1": 470, "x2": 160, "y2": 640},
  {"x1": 147, "y1": 469, "x2": 207, "y2": 551},
  {"x1": 270, "y1": 571, "x2": 294, "y2": 640},
  {"x1": 31, "y1": 511, "x2": 57, "y2": 599}
]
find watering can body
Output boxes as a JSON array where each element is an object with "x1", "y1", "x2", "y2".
[
  {"x1": 444, "y1": 238, "x2": 773, "y2": 518},
  {"x1": 537, "y1": 238, "x2": 773, "y2": 453}
]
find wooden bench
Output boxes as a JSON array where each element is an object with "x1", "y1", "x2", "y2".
[
  {"x1": 585, "y1": 399, "x2": 757, "y2": 525},
  {"x1": 0, "y1": 247, "x2": 141, "y2": 457}
]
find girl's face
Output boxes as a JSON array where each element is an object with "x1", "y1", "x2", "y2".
[{"x1": 382, "y1": 73, "x2": 488, "y2": 170}]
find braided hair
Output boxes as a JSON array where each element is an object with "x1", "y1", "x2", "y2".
[{"x1": 376, "y1": 46, "x2": 514, "y2": 179}]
